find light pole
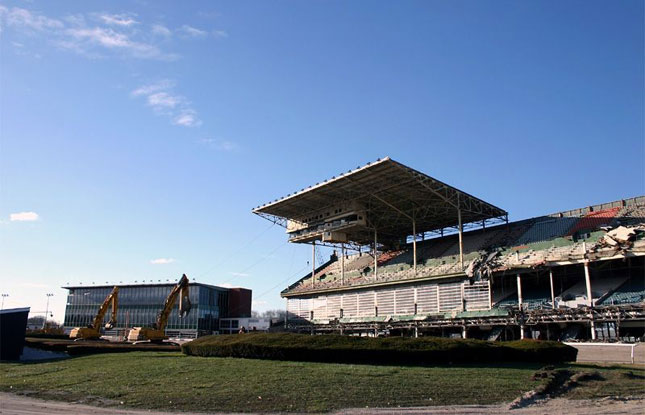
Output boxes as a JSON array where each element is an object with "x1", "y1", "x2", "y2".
[
  {"x1": 43, "y1": 293, "x2": 54, "y2": 329},
  {"x1": 1, "y1": 294, "x2": 8, "y2": 310}
]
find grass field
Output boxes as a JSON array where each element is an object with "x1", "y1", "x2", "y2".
[{"x1": 1, "y1": 352, "x2": 643, "y2": 413}]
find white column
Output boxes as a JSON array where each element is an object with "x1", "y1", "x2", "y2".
[
  {"x1": 341, "y1": 243, "x2": 345, "y2": 285},
  {"x1": 584, "y1": 261, "x2": 593, "y2": 307},
  {"x1": 412, "y1": 216, "x2": 417, "y2": 273},
  {"x1": 374, "y1": 228, "x2": 378, "y2": 279},
  {"x1": 311, "y1": 241, "x2": 316, "y2": 287},
  {"x1": 488, "y1": 278, "x2": 493, "y2": 310},
  {"x1": 549, "y1": 268, "x2": 555, "y2": 309},
  {"x1": 516, "y1": 274, "x2": 523, "y2": 308},
  {"x1": 462, "y1": 326, "x2": 467, "y2": 339},
  {"x1": 458, "y1": 208, "x2": 464, "y2": 270}
]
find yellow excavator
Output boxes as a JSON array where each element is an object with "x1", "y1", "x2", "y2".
[
  {"x1": 69, "y1": 286, "x2": 119, "y2": 340},
  {"x1": 127, "y1": 274, "x2": 192, "y2": 343}
]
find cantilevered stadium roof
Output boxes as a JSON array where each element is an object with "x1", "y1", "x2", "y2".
[{"x1": 253, "y1": 157, "x2": 507, "y2": 245}]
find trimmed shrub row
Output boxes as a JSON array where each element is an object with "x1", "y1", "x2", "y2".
[{"x1": 181, "y1": 333, "x2": 577, "y2": 364}]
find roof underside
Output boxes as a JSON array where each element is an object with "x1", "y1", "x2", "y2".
[{"x1": 253, "y1": 157, "x2": 507, "y2": 245}]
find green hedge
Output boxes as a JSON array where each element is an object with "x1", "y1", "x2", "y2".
[{"x1": 181, "y1": 333, "x2": 577, "y2": 364}]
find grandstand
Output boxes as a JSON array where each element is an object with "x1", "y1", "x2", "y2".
[{"x1": 254, "y1": 157, "x2": 645, "y2": 341}]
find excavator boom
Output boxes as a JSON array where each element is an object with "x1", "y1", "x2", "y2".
[
  {"x1": 128, "y1": 274, "x2": 191, "y2": 342},
  {"x1": 69, "y1": 286, "x2": 119, "y2": 340}
]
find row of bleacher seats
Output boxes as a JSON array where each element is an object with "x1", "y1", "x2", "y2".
[
  {"x1": 598, "y1": 276, "x2": 645, "y2": 306},
  {"x1": 292, "y1": 201, "x2": 645, "y2": 294}
]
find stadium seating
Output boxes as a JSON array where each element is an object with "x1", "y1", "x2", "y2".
[
  {"x1": 516, "y1": 217, "x2": 579, "y2": 244},
  {"x1": 566, "y1": 207, "x2": 621, "y2": 236},
  {"x1": 598, "y1": 276, "x2": 645, "y2": 306}
]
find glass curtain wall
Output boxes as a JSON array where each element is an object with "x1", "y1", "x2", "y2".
[{"x1": 64, "y1": 284, "x2": 226, "y2": 333}]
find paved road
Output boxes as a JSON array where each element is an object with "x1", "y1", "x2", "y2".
[
  {"x1": 1, "y1": 393, "x2": 644, "y2": 415},
  {"x1": 566, "y1": 343, "x2": 645, "y2": 364}
]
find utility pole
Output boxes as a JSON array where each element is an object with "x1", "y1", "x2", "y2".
[
  {"x1": 43, "y1": 293, "x2": 54, "y2": 329},
  {"x1": 1, "y1": 294, "x2": 8, "y2": 310}
]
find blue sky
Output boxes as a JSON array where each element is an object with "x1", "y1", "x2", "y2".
[{"x1": 1, "y1": 1, "x2": 643, "y2": 322}]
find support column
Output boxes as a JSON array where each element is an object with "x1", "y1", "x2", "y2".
[
  {"x1": 457, "y1": 208, "x2": 464, "y2": 270},
  {"x1": 516, "y1": 274, "x2": 523, "y2": 309},
  {"x1": 584, "y1": 261, "x2": 593, "y2": 307},
  {"x1": 584, "y1": 261, "x2": 597, "y2": 340},
  {"x1": 374, "y1": 228, "x2": 378, "y2": 280},
  {"x1": 487, "y1": 278, "x2": 493, "y2": 310},
  {"x1": 462, "y1": 325, "x2": 467, "y2": 339},
  {"x1": 517, "y1": 274, "x2": 526, "y2": 339},
  {"x1": 341, "y1": 243, "x2": 345, "y2": 285},
  {"x1": 311, "y1": 241, "x2": 316, "y2": 287},
  {"x1": 412, "y1": 215, "x2": 417, "y2": 273},
  {"x1": 549, "y1": 268, "x2": 556, "y2": 309}
]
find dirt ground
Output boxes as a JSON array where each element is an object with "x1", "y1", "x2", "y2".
[
  {"x1": 568, "y1": 343, "x2": 645, "y2": 364},
  {"x1": 1, "y1": 393, "x2": 643, "y2": 415}
]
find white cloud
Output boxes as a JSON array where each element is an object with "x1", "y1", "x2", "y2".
[
  {"x1": 131, "y1": 80, "x2": 174, "y2": 97},
  {"x1": 229, "y1": 272, "x2": 250, "y2": 277},
  {"x1": 10, "y1": 211, "x2": 39, "y2": 222},
  {"x1": 132, "y1": 81, "x2": 200, "y2": 127},
  {"x1": 150, "y1": 258, "x2": 175, "y2": 264},
  {"x1": 98, "y1": 13, "x2": 138, "y2": 27},
  {"x1": 3, "y1": 7, "x2": 63, "y2": 32},
  {"x1": 147, "y1": 92, "x2": 180, "y2": 109},
  {"x1": 213, "y1": 30, "x2": 228, "y2": 38},
  {"x1": 1, "y1": 7, "x2": 176, "y2": 60},
  {"x1": 64, "y1": 27, "x2": 166, "y2": 59},
  {"x1": 200, "y1": 138, "x2": 240, "y2": 152},
  {"x1": 180, "y1": 24, "x2": 207, "y2": 37},
  {"x1": 151, "y1": 24, "x2": 171, "y2": 37},
  {"x1": 173, "y1": 110, "x2": 200, "y2": 127}
]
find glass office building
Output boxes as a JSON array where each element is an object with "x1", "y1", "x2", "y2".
[{"x1": 62, "y1": 282, "x2": 248, "y2": 337}]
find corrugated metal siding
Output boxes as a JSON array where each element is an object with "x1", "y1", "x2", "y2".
[
  {"x1": 395, "y1": 287, "x2": 415, "y2": 315},
  {"x1": 416, "y1": 285, "x2": 439, "y2": 314}
]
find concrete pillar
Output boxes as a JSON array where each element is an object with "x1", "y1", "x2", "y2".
[
  {"x1": 458, "y1": 208, "x2": 464, "y2": 270},
  {"x1": 374, "y1": 229, "x2": 378, "y2": 279},
  {"x1": 549, "y1": 268, "x2": 556, "y2": 309},
  {"x1": 311, "y1": 241, "x2": 316, "y2": 287},
  {"x1": 462, "y1": 326, "x2": 467, "y2": 339},
  {"x1": 584, "y1": 261, "x2": 593, "y2": 307},
  {"x1": 516, "y1": 274, "x2": 523, "y2": 309},
  {"x1": 341, "y1": 243, "x2": 345, "y2": 285},
  {"x1": 412, "y1": 216, "x2": 417, "y2": 273}
]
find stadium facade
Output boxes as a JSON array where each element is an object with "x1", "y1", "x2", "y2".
[
  {"x1": 254, "y1": 157, "x2": 645, "y2": 341},
  {"x1": 63, "y1": 282, "x2": 252, "y2": 337}
]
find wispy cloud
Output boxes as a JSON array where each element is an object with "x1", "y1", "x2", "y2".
[
  {"x1": 150, "y1": 258, "x2": 175, "y2": 265},
  {"x1": 10, "y1": 211, "x2": 39, "y2": 222},
  {"x1": 131, "y1": 80, "x2": 201, "y2": 127},
  {"x1": 179, "y1": 24, "x2": 207, "y2": 38},
  {"x1": 200, "y1": 138, "x2": 240, "y2": 152},
  {"x1": 213, "y1": 30, "x2": 228, "y2": 39},
  {"x1": 1, "y1": 6, "x2": 64, "y2": 31},
  {"x1": 229, "y1": 272, "x2": 250, "y2": 277},
  {"x1": 173, "y1": 109, "x2": 201, "y2": 127},
  {"x1": 0, "y1": 6, "x2": 177, "y2": 60},
  {"x1": 151, "y1": 23, "x2": 171, "y2": 37},
  {"x1": 98, "y1": 13, "x2": 138, "y2": 27}
]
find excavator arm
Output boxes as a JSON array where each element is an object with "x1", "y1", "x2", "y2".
[
  {"x1": 70, "y1": 285, "x2": 119, "y2": 340},
  {"x1": 154, "y1": 274, "x2": 192, "y2": 331},
  {"x1": 128, "y1": 274, "x2": 192, "y2": 342}
]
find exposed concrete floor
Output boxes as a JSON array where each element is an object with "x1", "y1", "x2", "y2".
[{"x1": 1, "y1": 393, "x2": 644, "y2": 415}]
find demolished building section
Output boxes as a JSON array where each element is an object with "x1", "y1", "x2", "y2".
[{"x1": 254, "y1": 158, "x2": 645, "y2": 341}]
